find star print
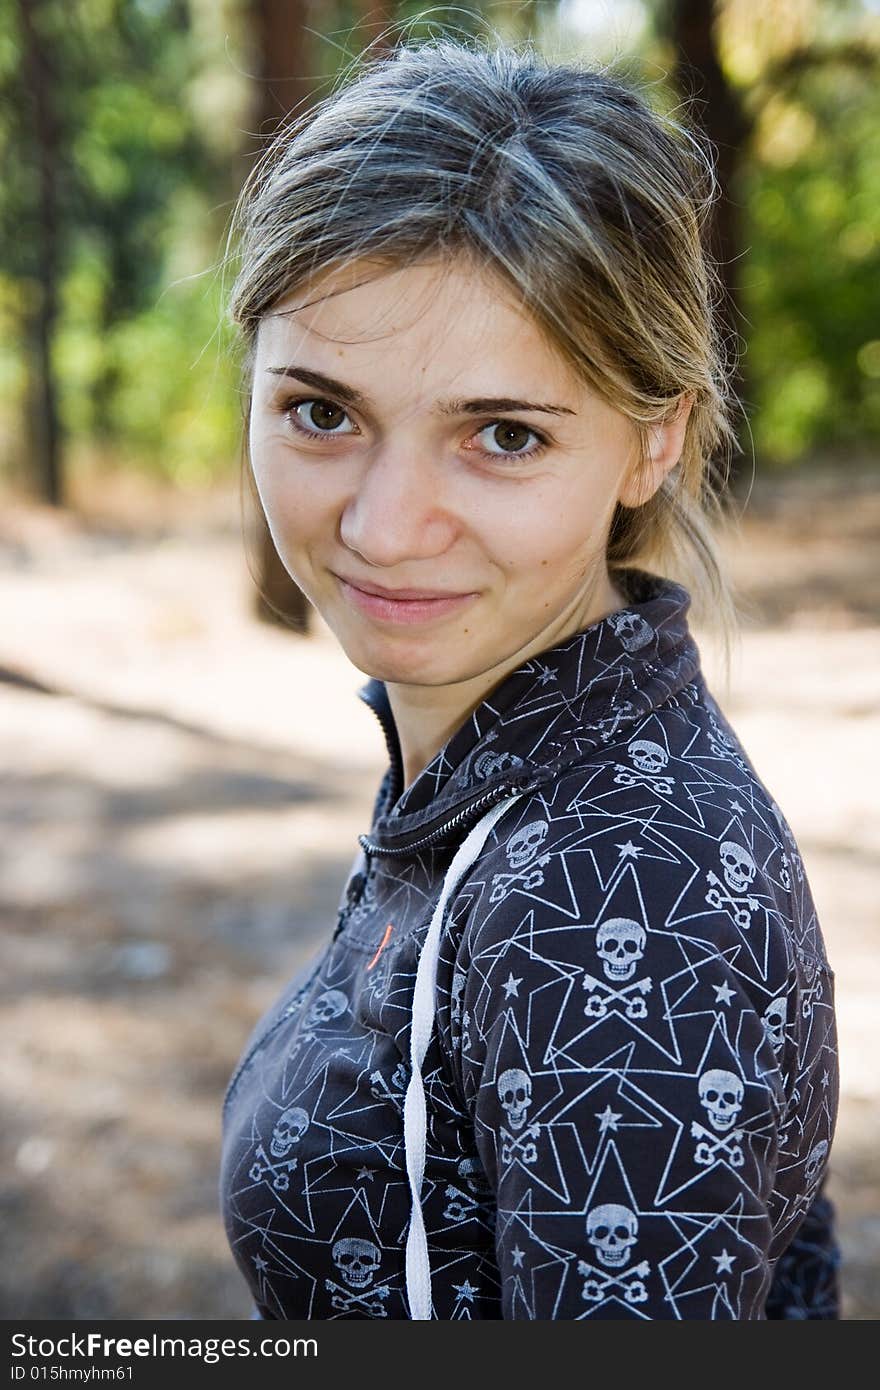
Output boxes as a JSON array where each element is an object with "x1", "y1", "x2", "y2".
[
  {"x1": 452, "y1": 1279, "x2": 478, "y2": 1302},
  {"x1": 713, "y1": 982, "x2": 735, "y2": 1006},
  {"x1": 616, "y1": 840, "x2": 642, "y2": 859},
  {"x1": 227, "y1": 605, "x2": 839, "y2": 1323}
]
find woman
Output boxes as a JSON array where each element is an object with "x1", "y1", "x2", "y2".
[{"x1": 218, "y1": 37, "x2": 840, "y2": 1319}]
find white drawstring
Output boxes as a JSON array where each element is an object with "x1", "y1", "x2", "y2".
[{"x1": 403, "y1": 792, "x2": 526, "y2": 1320}]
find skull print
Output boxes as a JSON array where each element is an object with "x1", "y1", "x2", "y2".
[
  {"x1": 270, "y1": 1105, "x2": 310, "y2": 1159},
  {"x1": 332, "y1": 1237, "x2": 381, "y2": 1289},
  {"x1": 762, "y1": 998, "x2": 787, "y2": 1054},
  {"x1": 472, "y1": 748, "x2": 524, "y2": 780},
  {"x1": 306, "y1": 989, "x2": 348, "y2": 1031},
  {"x1": 505, "y1": 819, "x2": 549, "y2": 870},
  {"x1": 586, "y1": 1204, "x2": 639, "y2": 1268},
  {"x1": 498, "y1": 1067, "x2": 532, "y2": 1131},
  {"x1": 628, "y1": 739, "x2": 668, "y2": 774},
  {"x1": 720, "y1": 841, "x2": 757, "y2": 895},
  {"x1": 596, "y1": 918, "x2": 647, "y2": 982},
  {"x1": 804, "y1": 1139, "x2": 829, "y2": 1188},
  {"x1": 698, "y1": 1069, "x2": 744, "y2": 1132},
  {"x1": 609, "y1": 611, "x2": 654, "y2": 653}
]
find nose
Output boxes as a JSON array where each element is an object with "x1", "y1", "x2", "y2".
[{"x1": 339, "y1": 446, "x2": 458, "y2": 567}]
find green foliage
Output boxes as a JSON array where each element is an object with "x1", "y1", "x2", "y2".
[
  {"x1": 740, "y1": 61, "x2": 880, "y2": 462},
  {"x1": 57, "y1": 204, "x2": 241, "y2": 485},
  {"x1": 2, "y1": 0, "x2": 241, "y2": 488},
  {"x1": 1, "y1": 0, "x2": 878, "y2": 494}
]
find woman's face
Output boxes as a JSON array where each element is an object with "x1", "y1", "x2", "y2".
[{"x1": 249, "y1": 256, "x2": 671, "y2": 688}]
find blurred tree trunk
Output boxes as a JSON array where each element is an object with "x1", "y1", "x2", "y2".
[
  {"x1": 15, "y1": 0, "x2": 62, "y2": 506},
  {"x1": 666, "y1": 0, "x2": 754, "y2": 502},
  {"x1": 354, "y1": 0, "x2": 398, "y2": 53},
  {"x1": 246, "y1": 0, "x2": 402, "y2": 631},
  {"x1": 248, "y1": 0, "x2": 318, "y2": 631}
]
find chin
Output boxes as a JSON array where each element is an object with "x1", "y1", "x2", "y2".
[{"x1": 356, "y1": 640, "x2": 481, "y2": 688}]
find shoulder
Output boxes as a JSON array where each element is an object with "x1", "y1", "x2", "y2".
[{"x1": 453, "y1": 729, "x2": 803, "y2": 1008}]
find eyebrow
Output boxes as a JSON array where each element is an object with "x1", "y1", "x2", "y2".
[{"x1": 265, "y1": 365, "x2": 577, "y2": 417}]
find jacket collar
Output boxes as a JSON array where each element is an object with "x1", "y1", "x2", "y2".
[{"x1": 356, "y1": 567, "x2": 702, "y2": 852}]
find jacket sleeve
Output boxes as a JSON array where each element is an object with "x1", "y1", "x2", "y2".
[
  {"x1": 764, "y1": 1175, "x2": 841, "y2": 1319},
  {"x1": 447, "y1": 793, "x2": 798, "y2": 1320}
]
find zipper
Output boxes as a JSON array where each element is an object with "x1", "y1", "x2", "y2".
[
  {"x1": 358, "y1": 682, "x2": 405, "y2": 807},
  {"x1": 223, "y1": 779, "x2": 534, "y2": 1112},
  {"x1": 221, "y1": 955, "x2": 327, "y2": 1114},
  {"x1": 332, "y1": 863, "x2": 368, "y2": 941},
  {"x1": 356, "y1": 777, "x2": 534, "y2": 858},
  {"x1": 224, "y1": 781, "x2": 533, "y2": 1110}
]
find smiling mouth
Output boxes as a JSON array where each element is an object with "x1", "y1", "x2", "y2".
[
  {"x1": 335, "y1": 574, "x2": 474, "y2": 600},
  {"x1": 334, "y1": 575, "x2": 480, "y2": 624}
]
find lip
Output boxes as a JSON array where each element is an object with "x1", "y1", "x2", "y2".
[
  {"x1": 335, "y1": 575, "x2": 471, "y2": 600},
  {"x1": 334, "y1": 574, "x2": 480, "y2": 625}
]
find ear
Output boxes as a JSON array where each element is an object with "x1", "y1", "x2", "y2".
[{"x1": 617, "y1": 394, "x2": 694, "y2": 509}]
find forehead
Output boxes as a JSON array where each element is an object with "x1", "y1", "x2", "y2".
[{"x1": 254, "y1": 256, "x2": 577, "y2": 396}]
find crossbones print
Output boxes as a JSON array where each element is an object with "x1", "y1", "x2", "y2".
[
  {"x1": 705, "y1": 871, "x2": 759, "y2": 930},
  {"x1": 778, "y1": 852, "x2": 791, "y2": 891},
  {"x1": 500, "y1": 1123, "x2": 541, "y2": 1166},
  {"x1": 577, "y1": 1259, "x2": 650, "y2": 1305},
  {"x1": 442, "y1": 1185, "x2": 495, "y2": 1227},
  {"x1": 324, "y1": 1278, "x2": 391, "y2": 1317},
  {"x1": 796, "y1": 948, "x2": 824, "y2": 1019},
  {"x1": 582, "y1": 971, "x2": 652, "y2": 1020},
  {"x1": 596, "y1": 701, "x2": 637, "y2": 743},
  {"x1": 443, "y1": 1185, "x2": 480, "y2": 1223},
  {"x1": 800, "y1": 973, "x2": 824, "y2": 1019},
  {"x1": 369, "y1": 1061, "x2": 408, "y2": 1111},
  {"x1": 707, "y1": 717, "x2": 749, "y2": 772},
  {"x1": 612, "y1": 765, "x2": 675, "y2": 796},
  {"x1": 490, "y1": 854, "x2": 552, "y2": 903},
  {"x1": 690, "y1": 1120, "x2": 745, "y2": 1168},
  {"x1": 249, "y1": 1145, "x2": 298, "y2": 1192}
]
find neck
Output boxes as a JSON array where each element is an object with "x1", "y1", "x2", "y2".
[{"x1": 386, "y1": 570, "x2": 627, "y2": 793}]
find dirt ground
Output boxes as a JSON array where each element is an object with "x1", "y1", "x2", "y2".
[{"x1": 1, "y1": 460, "x2": 878, "y2": 1320}]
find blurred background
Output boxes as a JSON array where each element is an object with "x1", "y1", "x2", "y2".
[{"x1": 1, "y1": 0, "x2": 878, "y2": 1319}]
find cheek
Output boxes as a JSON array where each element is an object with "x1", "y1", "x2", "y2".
[
  {"x1": 250, "y1": 439, "x2": 337, "y2": 536},
  {"x1": 484, "y1": 483, "x2": 612, "y2": 579}
]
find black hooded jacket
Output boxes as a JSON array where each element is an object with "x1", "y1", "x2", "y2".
[{"x1": 219, "y1": 567, "x2": 840, "y2": 1319}]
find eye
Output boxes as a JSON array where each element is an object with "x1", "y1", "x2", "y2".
[
  {"x1": 282, "y1": 397, "x2": 358, "y2": 438},
  {"x1": 469, "y1": 419, "x2": 548, "y2": 461},
  {"x1": 277, "y1": 398, "x2": 547, "y2": 460}
]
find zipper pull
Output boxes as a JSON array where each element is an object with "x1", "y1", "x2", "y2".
[
  {"x1": 366, "y1": 921, "x2": 394, "y2": 970},
  {"x1": 333, "y1": 847, "x2": 371, "y2": 940}
]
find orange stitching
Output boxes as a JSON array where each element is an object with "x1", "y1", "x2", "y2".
[{"x1": 366, "y1": 922, "x2": 394, "y2": 970}]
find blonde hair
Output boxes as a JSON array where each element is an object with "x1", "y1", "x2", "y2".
[{"x1": 224, "y1": 34, "x2": 750, "y2": 693}]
